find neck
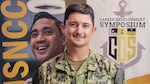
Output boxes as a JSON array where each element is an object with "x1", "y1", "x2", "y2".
[{"x1": 66, "y1": 46, "x2": 90, "y2": 61}]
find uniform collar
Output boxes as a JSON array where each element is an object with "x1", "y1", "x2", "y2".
[{"x1": 55, "y1": 50, "x2": 101, "y2": 76}]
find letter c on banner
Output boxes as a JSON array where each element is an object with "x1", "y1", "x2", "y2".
[
  {"x1": 2, "y1": 21, "x2": 28, "y2": 39},
  {"x1": 1, "y1": 0, "x2": 27, "y2": 18}
]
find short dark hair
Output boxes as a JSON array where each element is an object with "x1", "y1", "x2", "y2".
[
  {"x1": 30, "y1": 12, "x2": 63, "y2": 37},
  {"x1": 64, "y1": 3, "x2": 94, "y2": 25}
]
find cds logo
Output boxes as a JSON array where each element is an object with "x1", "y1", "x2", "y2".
[{"x1": 100, "y1": 0, "x2": 145, "y2": 69}]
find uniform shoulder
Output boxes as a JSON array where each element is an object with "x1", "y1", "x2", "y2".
[
  {"x1": 90, "y1": 50, "x2": 125, "y2": 83},
  {"x1": 91, "y1": 50, "x2": 121, "y2": 70},
  {"x1": 40, "y1": 53, "x2": 65, "y2": 68},
  {"x1": 92, "y1": 50, "x2": 119, "y2": 66}
]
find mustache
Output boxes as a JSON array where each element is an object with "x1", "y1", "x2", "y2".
[{"x1": 73, "y1": 33, "x2": 85, "y2": 38}]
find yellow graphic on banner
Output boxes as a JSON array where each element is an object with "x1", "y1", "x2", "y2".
[
  {"x1": 117, "y1": 28, "x2": 136, "y2": 62},
  {"x1": 117, "y1": 28, "x2": 127, "y2": 62},
  {"x1": 1, "y1": 0, "x2": 29, "y2": 83},
  {"x1": 1, "y1": 0, "x2": 27, "y2": 18},
  {"x1": 127, "y1": 74, "x2": 150, "y2": 84},
  {"x1": 3, "y1": 61, "x2": 29, "y2": 78},
  {"x1": 2, "y1": 42, "x2": 28, "y2": 59},
  {"x1": 2, "y1": 21, "x2": 28, "y2": 39},
  {"x1": 4, "y1": 81, "x2": 24, "y2": 84}
]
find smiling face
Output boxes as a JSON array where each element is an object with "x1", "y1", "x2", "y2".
[
  {"x1": 62, "y1": 12, "x2": 96, "y2": 48},
  {"x1": 30, "y1": 18, "x2": 65, "y2": 63}
]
